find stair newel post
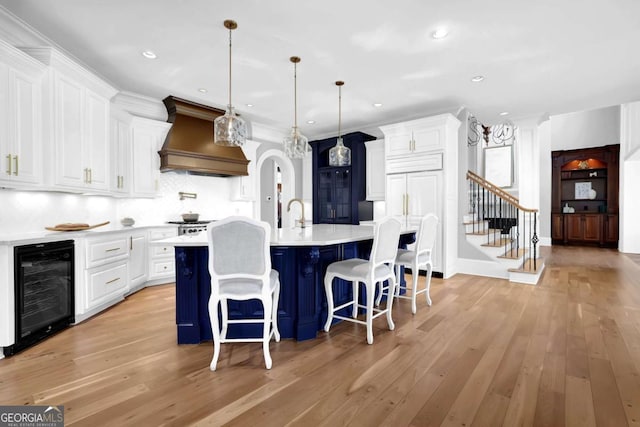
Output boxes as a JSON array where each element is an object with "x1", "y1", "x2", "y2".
[
  {"x1": 515, "y1": 207, "x2": 520, "y2": 260},
  {"x1": 532, "y1": 212, "x2": 538, "y2": 271}
]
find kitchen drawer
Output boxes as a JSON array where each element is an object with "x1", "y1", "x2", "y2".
[
  {"x1": 150, "y1": 259, "x2": 174, "y2": 276},
  {"x1": 149, "y1": 228, "x2": 178, "y2": 241},
  {"x1": 86, "y1": 262, "x2": 128, "y2": 308},
  {"x1": 152, "y1": 244, "x2": 174, "y2": 258},
  {"x1": 86, "y1": 236, "x2": 129, "y2": 267}
]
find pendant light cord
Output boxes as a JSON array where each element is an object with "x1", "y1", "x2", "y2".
[
  {"x1": 338, "y1": 85, "x2": 342, "y2": 138},
  {"x1": 227, "y1": 26, "x2": 232, "y2": 107},
  {"x1": 294, "y1": 61, "x2": 298, "y2": 129}
]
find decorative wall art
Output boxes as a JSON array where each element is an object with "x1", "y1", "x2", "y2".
[{"x1": 484, "y1": 145, "x2": 513, "y2": 187}]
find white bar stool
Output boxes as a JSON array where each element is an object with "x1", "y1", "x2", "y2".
[
  {"x1": 323, "y1": 217, "x2": 402, "y2": 344},
  {"x1": 207, "y1": 216, "x2": 281, "y2": 370}
]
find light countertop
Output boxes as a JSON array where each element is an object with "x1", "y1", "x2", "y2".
[{"x1": 153, "y1": 224, "x2": 417, "y2": 247}]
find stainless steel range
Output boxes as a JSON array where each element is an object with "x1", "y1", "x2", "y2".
[{"x1": 168, "y1": 220, "x2": 214, "y2": 235}]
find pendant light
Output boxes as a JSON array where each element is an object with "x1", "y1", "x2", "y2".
[
  {"x1": 328, "y1": 81, "x2": 351, "y2": 166},
  {"x1": 214, "y1": 19, "x2": 247, "y2": 147},
  {"x1": 283, "y1": 56, "x2": 310, "y2": 158}
]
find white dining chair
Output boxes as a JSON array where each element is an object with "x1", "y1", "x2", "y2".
[
  {"x1": 392, "y1": 213, "x2": 438, "y2": 314},
  {"x1": 207, "y1": 216, "x2": 280, "y2": 370},
  {"x1": 323, "y1": 217, "x2": 402, "y2": 344}
]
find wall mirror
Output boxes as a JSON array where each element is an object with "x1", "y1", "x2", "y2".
[{"x1": 484, "y1": 145, "x2": 513, "y2": 187}]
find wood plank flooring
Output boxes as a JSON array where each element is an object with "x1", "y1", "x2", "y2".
[{"x1": 2, "y1": 245, "x2": 640, "y2": 426}]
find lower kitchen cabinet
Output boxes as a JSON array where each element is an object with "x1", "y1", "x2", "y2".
[
  {"x1": 128, "y1": 231, "x2": 147, "y2": 293},
  {"x1": 147, "y1": 227, "x2": 177, "y2": 283},
  {"x1": 86, "y1": 262, "x2": 128, "y2": 308},
  {"x1": 566, "y1": 214, "x2": 601, "y2": 243},
  {"x1": 552, "y1": 213, "x2": 618, "y2": 247}
]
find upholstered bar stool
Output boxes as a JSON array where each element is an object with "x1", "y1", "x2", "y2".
[
  {"x1": 393, "y1": 213, "x2": 438, "y2": 314},
  {"x1": 207, "y1": 216, "x2": 280, "y2": 370},
  {"x1": 323, "y1": 217, "x2": 402, "y2": 344}
]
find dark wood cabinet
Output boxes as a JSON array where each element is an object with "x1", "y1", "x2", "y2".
[
  {"x1": 311, "y1": 132, "x2": 375, "y2": 224},
  {"x1": 551, "y1": 144, "x2": 619, "y2": 247}
]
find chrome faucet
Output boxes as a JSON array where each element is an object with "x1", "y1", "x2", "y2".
[{"x1": 287, "y1": 198, "x2": 306, "y2": 228}]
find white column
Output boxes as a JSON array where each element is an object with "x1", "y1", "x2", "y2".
[{"x1": 620, "y1": 102, "x2": 640, "y2": 253}]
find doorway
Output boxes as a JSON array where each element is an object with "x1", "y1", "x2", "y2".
[{"x1": 255, "y1": 149, "x2": 295, "y2": 230}]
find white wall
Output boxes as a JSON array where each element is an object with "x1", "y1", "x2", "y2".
[{"x1": 550, "y1": 106, "x2": 620, "y2": 151}]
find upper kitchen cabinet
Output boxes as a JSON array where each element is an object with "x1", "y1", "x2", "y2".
[
  {"x1": 130, "y1": 116, "x2": 171, "y2": 197},
  {"x1": 22, "y1": 47, "x2": 118, "y2": 193},
  {"x1": 365, "y1": 139, "x2": 385, "y2": 201},
  {"x1": 110, "y1": 106, "x2": 132, "y2": 195},
  {"x1": 311, "y1": 132, "x2": 375, "y2": 224},
  {"x1": 0, "y1": 40, "x2": 45, "y2": 188}
]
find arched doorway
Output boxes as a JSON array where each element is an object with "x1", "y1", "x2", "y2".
[{"x1": 254, "y1": 149, "x2": 296, "y2": 229}]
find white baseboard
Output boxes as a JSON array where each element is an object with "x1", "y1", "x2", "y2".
[{"x1": 454, "y1": 258, "x2": 509, "y2": 280}]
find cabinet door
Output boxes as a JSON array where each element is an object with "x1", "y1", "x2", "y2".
[
  {"x1": 54, "y1": 74, "x2": 85, "y2": 188},
  {"x1": 131, "y1": 125, "x2": 160, "y2": 197},
  {"x1": 129, "y1": 233, "x2": 147, "y2": 290},
  {"x1": 604, "y1": 214, "x2": 619, "y2": 244},
  {"x1": 365, "y1": 140, "x2": 385, "y2": 201},
  {"x1": 7, "y1": 69, "x2": 42, "y2": 185},
  {"x1": 385, "y1": 131, "x2": 413, "y2": 157},
  {"x1": 551, "y1": 213, "x2": 564, "y2": 241},
  {"x1": 412, "y1": 126, "x2": 442, "y2": 153},
  {"x1": 84, "y1": 89, "x2": 109, "y2": 190},
  {"x1": 406, "y1": 171, "x2": 439, "y2": 228},
  {"x1": 333, "y1": 169, "x2": 351, "y2": 224},
  {"x1": 110, "y1": 117, "x2": 131, "y2": 194},
  {"x1": 317, "y1": 170, "x2": 335, "y2": 223},
  {"x1": 386, "y1": 173, "x2": 407, "y2": 225},
  {"x1": 565, "y1": 215, "x2": 583, "y2": 241},
  {"x1": 583, "y1": 214, "x2": 602, "y2": 242}
]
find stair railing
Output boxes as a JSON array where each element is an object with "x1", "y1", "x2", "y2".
[{"x1": 466, "y1": 170, "x2": 539, "y2": 271}]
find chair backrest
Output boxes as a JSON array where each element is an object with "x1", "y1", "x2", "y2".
[
  {"x1": 416, "y1": 213, "x2": 438, "y2": 256},
  {"x1": 370, "y1": 217, "x2": 402, "y2": 266},
  {"x1": 207, "y1": 216, "x2": 271, "y2": 283}
]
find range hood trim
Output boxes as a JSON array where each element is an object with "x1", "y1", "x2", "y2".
[{"x1": 159, "y1": 96, "x2": 249, "y2": 177}]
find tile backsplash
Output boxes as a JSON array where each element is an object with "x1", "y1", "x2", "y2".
[{"x1": 0, "y1": 172, "x2": 253, "y2": 235}]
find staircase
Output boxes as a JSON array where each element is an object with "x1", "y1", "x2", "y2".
[{"x1": 465, "y1": 171, "x2": 544, "y2": 285}]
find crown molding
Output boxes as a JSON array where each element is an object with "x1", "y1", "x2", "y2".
[
  {"x1": 0, "y1": 5, "x2": 50, "y2": 46},
  {"x1": 112, "y1": 91, "x2": 167, "y2": 122}
]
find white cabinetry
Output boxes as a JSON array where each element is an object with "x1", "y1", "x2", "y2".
[
  {"x1": 0, "y1": 40, "x2": 45, "y2": 187},
  {"x1": 365, "y1": 139, "x2": 385, "y2": 201},
  {"x1": 147, "y1": 228, "x2": 177, "y2": 283},
  {"x1": 381, "y1": 113, "x2": 460, "y2": 278},
  {"x1": 131, "y1": 117, "x2": 171, "y2": 197},
  {"x1": 23, "y1": 47, "x2": 117, "y2": 193},
  {"x1": 128, "y1": 231, "x2": 147, "y2": 293},
  {"x1": 110, "y1": 107, "x2": 132, "y2": 195},
  {"x1": 387, "y1": 171, "x2": 443, "y2": 271},
  {"x1": 79, "y1": 233, "x2": 130, "y2": 319},
  {"x1": 231, "y1": 139, "x2": 260, "y2": 201}
]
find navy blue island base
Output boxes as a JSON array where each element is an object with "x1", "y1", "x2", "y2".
[{"x1": 173, "y1": 230, "x2": 416, "y2": 344}]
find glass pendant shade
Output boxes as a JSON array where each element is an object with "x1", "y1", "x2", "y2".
[
  {"x1": 283, "y1": 56, "x2": 310, "y2": 158},
  {"x1": 329, "y1": 81, "x2": 351, "y2": 166},
  {"x1": 214, "y1": 106, "x2": 247, "y2": 147},
  {"x1": 284, "y1": 126, "x2": 309, "y2": 159},
  {"x1": 214, "y1": 19, "x2": 247, "y2": 147}
]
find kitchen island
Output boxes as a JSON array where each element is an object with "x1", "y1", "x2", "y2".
[{"x1": 156, "y1": 224, "x2": 416, "y2": 343}]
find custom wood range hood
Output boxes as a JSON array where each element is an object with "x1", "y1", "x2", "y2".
[{"x1": 158, "y1": 96, "x2": 248, "y2": 176}]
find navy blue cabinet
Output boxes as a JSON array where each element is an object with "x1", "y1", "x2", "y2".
[{"x1": 311, "y1": 131, "x2": 375, "y2": 224}]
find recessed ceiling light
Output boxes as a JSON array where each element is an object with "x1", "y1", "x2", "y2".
[
  {"x1": 499, "y1": 111, "x2": 509, "y2": 116},
  {"x1": 306, "y1": 120, "x2": 316, "y2": 124},
  {"x1": 198, "y1": 88, "x2": 208, "y2": 93},
  {"x1": 432, "y1": 28, "x2": 449, "y2": 39},
  {"x1": 373, "y1": 103, "x2": 383, "y2": 107},
  {"x1": 471, "y1": 75, "x2": 485, "y2": 82},
  {"x1": 246, "y1": 103, "x2": 254, "y2": 107},
  {"x1": 142, "y1": 50, "x2": 157, "y2": 59}
]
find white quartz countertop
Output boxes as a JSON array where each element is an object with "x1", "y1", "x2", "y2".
[{"x1": 153, "y1": 224, "x2": 417, "y2": 247}]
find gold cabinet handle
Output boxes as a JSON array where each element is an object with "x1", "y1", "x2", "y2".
[
  {"x1": 84, "y1": 168, "x2": 88, "y2": 183},
  {"x1": 12, "y1": 155, "x2": 18, "y2": 176},
  {"x1": 6, "y1": 154, "x2": 11, "y2": 175},
  {"x1": 88, "y1": 168, "x2": 92, "y2": 184},
  {"x1": 105, "y1": 247, "x2": 121, "y2": 252},
  {"x1": 406, "y1": 193, "x2": 409, "y2": 215},
  {"x1": 130, "y1": 236, "x2": 133, "y2": 250},
  {"x1": 105, "y1": 277, "x2": 121, "y2": 285}
]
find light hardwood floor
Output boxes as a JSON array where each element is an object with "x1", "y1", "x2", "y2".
[{"x1": 2, "y1": 245, "x2": 640, "y2": 426}]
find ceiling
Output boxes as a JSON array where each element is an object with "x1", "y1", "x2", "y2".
[{"x1": 1, "y1": 0, "x2": 639, "y2": 140}]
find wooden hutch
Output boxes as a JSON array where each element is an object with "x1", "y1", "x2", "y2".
[{"x1": 551, "y1": 144, "x2": 619, "y2": 247}]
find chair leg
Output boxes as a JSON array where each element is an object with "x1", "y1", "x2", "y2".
[
  {"x1": 411, "y1": 262, "x2": 419, "y2": 314},
  {"x1": 324, "y1": 274, "x2": 335, "y2": 332},
  {"x1": 262, "y1": 298, "x2": 273, "y2": 369},
  {"x1": 425, "y1": 262, "x2": 433, "y2": 306},
  {"x1": 375, "y1": 280, "x2": 383, "y2": 307},
  {"x1": 386, "y1": 275, "x2": 396, "y2": 331},
  {"x1": 209, "y1": 297, "x2": 221, "y2": 371},
  {"x1": 272, "y1": 283, "x2": 281, "y2": 342},
  {"x1": 220, "y1": 298, "x2": 229, "y2": 339},
  {"x1": 394, "y1": 265, "x2": 402, "y2": 297},
  {"x1": 366, "y1": 284, "x2": 375, "y2": 344},
  {"x1": 352, "y1": 280, "x2": 359, "y2": 318}
]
